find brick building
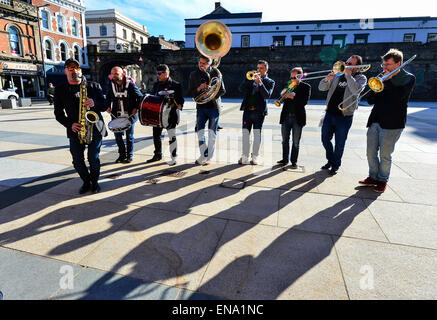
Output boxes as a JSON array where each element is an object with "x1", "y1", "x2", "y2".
[
  {"x1": 33, "y1": 0, "x2": 87, "y2": 85},
  {"x1": 0, "y1": 0, "x2": 44, "y2": 98}
]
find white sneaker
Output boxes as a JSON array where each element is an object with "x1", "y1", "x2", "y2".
[
  {"x1": 195, "y1": 156, "x2": 206, "y2": 165},
  {"x1": 251, "y1": 155, "x2": 259, "y2": 165},
  {"x1": 238, "y1": 155, "x2": 250, "y2": 165},
  {"x1": 167, "y1": 157, "x2": 177, "y2": 166}
]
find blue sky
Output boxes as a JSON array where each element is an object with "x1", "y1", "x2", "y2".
[{"x1": 85, "y1": 0, "x2": 432, "y2": 42}]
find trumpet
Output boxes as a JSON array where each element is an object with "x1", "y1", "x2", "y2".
[
  {"x1": 338, "y1": 54, "x2": 417, "y2": 111},
  {"x1": 246, "y1": 71, "x2": 260, "y2": 81},
  {"x1": 298, "y1": 61, "x2": 371, "y2": 81}
]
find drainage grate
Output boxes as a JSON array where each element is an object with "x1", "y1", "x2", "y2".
[
  {"x1": 145, "y1": 179, "x2": 158, "y2": 184},
  {"x1": 221, "y1": 178, "x2": 246, "y2": 189},
  {"x1": 107, "y1": 173, "x2": 123, "y2": 179},
  {"x1": 199, "y1": 170, "x2": 210, "y2": 175}
]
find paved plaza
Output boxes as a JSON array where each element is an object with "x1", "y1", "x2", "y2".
[{"x1": 0, "y1": 98, "x2": 437, "y2": 300}]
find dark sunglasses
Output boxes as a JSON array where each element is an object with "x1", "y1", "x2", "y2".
[{"x1": 156, "y1": 71, "x2": 166, "y2": 75}]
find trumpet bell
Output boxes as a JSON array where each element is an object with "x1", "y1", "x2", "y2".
[
  {"x1": 195, "y1": 20, "x2": 232, "y2": 60},
  {"x1": 368, "y1": 77, "x2": 384, "y2": 93},
  {"x1": 246, "y1": 71, "x2": 260, "y2": 80}
]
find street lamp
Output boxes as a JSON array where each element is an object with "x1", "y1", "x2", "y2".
[{"x1": 35, "y1": 4, "x2": 50, "y2": 96}]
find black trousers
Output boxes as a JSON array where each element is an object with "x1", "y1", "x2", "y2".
[{"x1": 153, "y1": 125, "x2": 177, "y2": 158}]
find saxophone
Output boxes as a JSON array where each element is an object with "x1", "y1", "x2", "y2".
[{"x1": 78, "y1": 77, "x2": 99, "y2": 145}]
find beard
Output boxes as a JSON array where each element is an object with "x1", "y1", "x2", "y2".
[{"x1": 71, "y1": 73, "x2": 82, "y2": 82}]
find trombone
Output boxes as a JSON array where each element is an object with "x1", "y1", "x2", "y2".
[
  {"x1": 338, "y1": 54, "x2": 417, "y2": 111},
  {"x1": 298, "y1": 61, "x2": 371, "y2": 81}
]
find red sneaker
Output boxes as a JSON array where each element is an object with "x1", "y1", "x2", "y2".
[
  {"x1": 359, "y1": 177, "x2": 378, "y2": 186},
  {"x1": 374, "y1": 181, "x2": 387, "y2": 193}
]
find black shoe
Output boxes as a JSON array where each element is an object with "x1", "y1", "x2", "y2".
[
  {"x1": 123, "y1": 157, "x2": 132, "y2": 163},
  {"x1": 115, "y1": 155, "x2": 126, "y2": 163},
  {"x1": 217, "y1": 126, "x2": 223, "y2": 130},
  {"x1": 79, "y1": 182, "x2": 91, "y2": 194},
  {"x1": 321, "y1": 162, "x2": 332, "y2": 170},
  {"x1": 277, "y1": 159, "x2": 288, "y2": 166},
  {"x1": 91, "y1": 183, "x2": 101, "y2": 194},
  {"x1": 329, "y1": 168, "x2": 338, "y2": 175},
  {"x1": 146, "y1": 155, "x2": 162, "y2": 163},
  {"x1": 290, "y1": 163, "x2": 298, "y2": 169}
]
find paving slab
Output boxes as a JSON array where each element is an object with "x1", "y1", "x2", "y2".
[
  {"x1": 79, "y1": 208, "x2": 227, "y2": 291},
  {"x1": 278, "y1": 191, "x2": 388, "y2": 242},
  {"x1": 198, "y1": 221, "x2": 348, "y2": 300},
  {"x1": 334, "y1": 236, "x2": 437, "y2": 299}
]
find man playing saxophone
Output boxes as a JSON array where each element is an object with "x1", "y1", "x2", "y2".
[{"x1": 54, "y1": 58, "x2": 107, "y2": 194}]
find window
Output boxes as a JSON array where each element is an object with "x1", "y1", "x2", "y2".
[
  {"x1": 74, "y1": 46, "x2": 80, "y2": 63},
  {"x1": 241, "y1": 35, "x2": 250, "y2": 48},
  {"x1": 99, "y1": 40, "x2": 109, "y2": 51},
  {"x1": 86, "y1": 26, "x2": 89, "y2": 37},
  {"x1": 403, "y1": 33, "x2": 415, "y2": 42},
  {"x1": 57, "y1": 15, "x2": 65, "y2": 33},
  {"x1": 72, "y1": 20, "x2": 78, "y2": 37},
  {"x1": 311, "y1": 35, "x2": 324, "y2": 45},
  {"x1": 60, "y1": 43, "x2": 67, "y2": 61},
  {"x1": 354, "y1": 34, "x2": 369, "y2": 44},
  {"x1": 272, "y1": 36, "x2": 285, "y2": 46},
  {"x1": 292, "y1": 36, "x2": 305, "y2": 46},
  {"x1": 45, "y1": 40, "x2": 53, "y2": 60},
  {"x1": 140, "y1": 36, "x2": 144, "y2": 44},
  {"x1": 41, "y1": 11, "x2": 49, "y2": 29},
  {"x1": 132, "y1": 32, "x2": 136, "y2": 41},
  {"x1": 427, "y1": 33, "x2": 437, "y2": 42},
  {"x1": 123, "y1": 29, "x2": 127, "y2": 39},
  {"x1": 332, "y1": 34, "x2": 346, "y2": 48},
  {"x1": 100, "y1": 25, "x2": 107, "y2": 36},
  {"x1": 8, "y1": 27, "x2": 21, "y2": 56}
]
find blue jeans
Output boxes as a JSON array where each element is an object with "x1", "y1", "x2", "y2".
[
  {"x1": 196, "y1": 107, "x2": 219, "y2": 158},
  {"x1": 69, "y1": 129, "x2": 102, "y2": 184},
  {"x1": 321, "y1": 112, "x2": 353, "y2": 169},
  {"x1": 281, "y1": 114, "x2": 302, "y2": 164},
  {"x1": 242, "y1": 111, "x2": 265, "y2": 157},
  {"x1": 367, "y1": 123, "x2": 403, "y2": 183},
  {"x1": 114, "y1": 116, "x2": 137, "y2": 158}
]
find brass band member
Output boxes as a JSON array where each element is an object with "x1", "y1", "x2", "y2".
[
  {"x1": 54, "y1": 58, "x2": 107, "y2": 194},
  {"x1": 188, "y1": 55, "x2": 226, "y2": 165},
  {"x1": 147, "y1": 64, "x2": 184, "y2": 166},
  {"x1": 318, "y1": 55, "x2": 367, "y2": 175},
  {"x1": 106, "y1": 66, "x2": 143, "y2": 164},
  {"x1": 359, "y1": 49, "x2": 416, "y2": 192},
  {"x1": 277, "y1": 67, "x2": 311, "y2": 168},
  {"x1": 238, "y1": 60, "x2": 275, "y2": 165}
]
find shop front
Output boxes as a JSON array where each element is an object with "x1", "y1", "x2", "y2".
[{"x1": 0, "y1": 61, "x2": 43, "y2": 98}]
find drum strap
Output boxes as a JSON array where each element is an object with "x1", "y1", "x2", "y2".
[{"x1": 112, "y1": 81, "x2": 130, "y2": 117}]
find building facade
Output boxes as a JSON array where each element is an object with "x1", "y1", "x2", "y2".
[
  {"x1": 33, "y1": 0, "x2": 87, "y2": 85},
  {"x1": 185, "y1": 2, "x2": 437, "y2": 49},
  {"x1": 85, "y1": 9, "x2": 149, "y2": 53},
  {"x1": 0, "y1": 0, "x2": 44, "y2": 98}
]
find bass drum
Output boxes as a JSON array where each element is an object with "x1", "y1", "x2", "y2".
[{"x1": 139, "y1": 94, "x2": 171, "y2": 128}]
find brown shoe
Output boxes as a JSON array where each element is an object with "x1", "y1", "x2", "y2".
[{"x1": 373, "y1": 181, "x2": 387, "y2": 193}]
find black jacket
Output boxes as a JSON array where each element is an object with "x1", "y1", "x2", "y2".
[
  {"x1": 54, "y1": 80, "x2": 107, "y2": 139},
  {"x1": 366, "y1": 69, "x2": 416, "y2": 129},
  {"x1": 188, "y1": 67, "x2": 225, "y2": 110},
  {"x1": 239, "y1": 75, "x2": 275, "y2": 116},
  {"x1": 105, "y1": 79, "x2": 143, "y2": 118},
  {"x1": 152, "y1": 77, "x2": 185, "y2": 127},
  {"x1": 279, "y1": 81, "x2": 311, "y2": 127}
]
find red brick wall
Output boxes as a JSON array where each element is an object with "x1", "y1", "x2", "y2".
[
  {"x1": 32, "y1": 0, "x2": 85, "y2": 61},
  {"x1": 0, "y1": 19, "x2": 37, "y2": 58}
]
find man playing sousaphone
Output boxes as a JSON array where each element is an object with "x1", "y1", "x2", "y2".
[
  {"x1": 106, "y1": 66, "x2": 143, "y2": 164},
  {"x1": 277, "y1": 67, "x2": 311, "y2": 168},
  {"x1": 146, "y1": 64, "x2": 184, "y2": 166}
]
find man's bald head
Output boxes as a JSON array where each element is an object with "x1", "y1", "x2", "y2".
[{"x1": 111, "y1": 66, "x2": 124, "y2": 83}]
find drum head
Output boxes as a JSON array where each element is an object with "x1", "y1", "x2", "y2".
[
  {"x1": 158, "y1": 90, "x2": 175, "y2": 96},
  {"x1": 108, "y1": 117, "x2": 131, "y2": 132}
]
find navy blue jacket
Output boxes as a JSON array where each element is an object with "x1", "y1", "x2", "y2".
[{"x1": 239, "y1": 75, "x2": 275, "y2": 116}]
